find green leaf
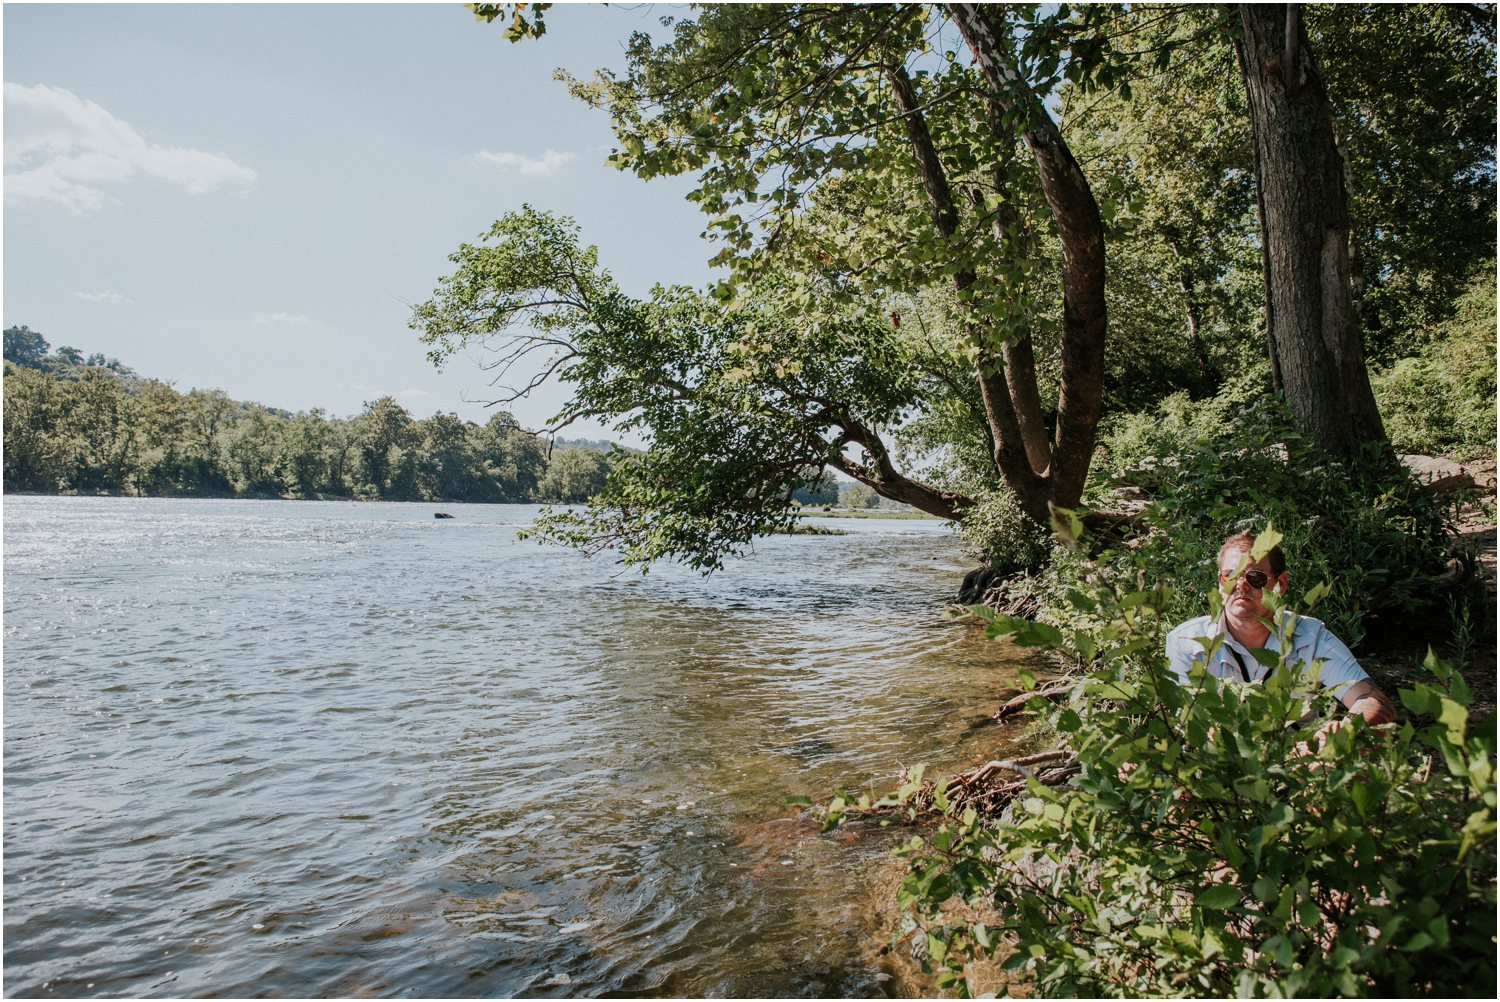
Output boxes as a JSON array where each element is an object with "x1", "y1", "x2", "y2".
[
  {"x1": 783, "y1": 794, "x2": 813, "y2": 807},
  {"x1": 1249, "y1": 522, "x2": 1283, "y2": 561},
  {"x1": 1247, "y1": 647, "x2": 1281, "y2": 669},
  {"x1": 1067, "y1": 589, "x2": 1098, "y2": 613},
  {"x1": 1049, "y1": 502, "x2": 1084, "y2": 549},
  {"x1": 1438, "y1": 697, "x2": 1469, "y2": 743},
  {"x1": 1014, "y1": 621, "x2": 1065, "y2": 648},
  {"x1": 1016, "y1": 667, "x2": 1038, "y2": 691}
]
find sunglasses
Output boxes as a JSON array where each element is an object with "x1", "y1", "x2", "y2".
[{"x1": 1220, "y1": 567, "x2": 1271, "y2": 589}]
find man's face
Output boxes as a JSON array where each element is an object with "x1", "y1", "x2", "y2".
[{"x1": 1218, "y1": 545, "x2": 1287, "y2": 621}]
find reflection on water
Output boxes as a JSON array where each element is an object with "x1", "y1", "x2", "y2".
[{"x1": 3, "y1": 498, "x2": 1041, "y2": 998}]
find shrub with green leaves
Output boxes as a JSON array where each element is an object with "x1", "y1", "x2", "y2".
[
  {"x1": 958, "y1": 485, "x2": 1054, "y2": 576},
  {"x1": 1083, "y1": 394, "x2": 1455, "y2": 649},
  {"x1": 1372, "y1": 269, "x2": 1497, "y2": 462},
  {"x1": 877, "y1": 525, "x2": 1496, "y2": 998}
]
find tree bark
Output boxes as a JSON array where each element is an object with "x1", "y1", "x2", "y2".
[
  {"x1": 824, "y1": 409, "x2": 975, "y2": 521},
  {"x1": 1236, "y1": 4, "x2": 1386, "y2": 454},
  {"x1": 948, "y1": 3, "x2": 1108, "y2": 515},
  {"x1": 888, "y1": 64, "x2": 1052, "y2": 519},
  {"x1": 979, "y1": 101, "x2": 1054, "y2": 477}
]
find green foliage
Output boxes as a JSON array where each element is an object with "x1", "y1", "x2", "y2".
[
  {"x1": 466, "y1": 2, "x2": 550, "y2": 41},
  {"x1": 880, "y1": 528, "x2": 1495, "y2": 998},
  {"x1": 957, "y1": 486, "x2": 1053, "y2": 576},
  {"x1": 1087, "y1": 385, "x2": 1453, "y2": 648},
  {"x1": 794, "y1": 471, "x2": 842, "y2": 506},
  {"x1": 1311, "y1": 4, "x2": 1497, "y2": 365},
  {"x1": 1372, "y1": 270, "x2": 1498, "y2": 461},
  {"x1": 840, "y1": 483, "x2": 880, "y2": 509},
  {"x1": 537, "y1": 446, "x2": 611, "y2": 504},
  {"x1": 3, "y1": 357, "x2": 570, "y2": 503},
  {"x1": 561, "y1": 3, "x2": 1156, "y2": 355},
  {"x1": 4, "y1": 325, "x2": 51, "y2": 367},
  {"x1": 413, "y1": 207, "x2": 957, "y2": 571}
]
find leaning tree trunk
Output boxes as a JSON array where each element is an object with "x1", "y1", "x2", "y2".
[
  {"x1": 949, "y1": 3, "x2": 1108, "y2": 522},
  {"x1": 1236, "y1": 3, "x2": 1386, "y2": 456}
]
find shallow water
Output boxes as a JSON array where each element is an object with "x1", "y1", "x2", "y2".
[{"x1": 3, "y1": 497, "x2": 1039, "y2": 998}]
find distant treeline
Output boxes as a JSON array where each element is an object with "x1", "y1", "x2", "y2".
[{"x1": 2, "y1": 325, "x2": 622, "y2": 502}]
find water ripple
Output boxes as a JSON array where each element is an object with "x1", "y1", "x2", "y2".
[{"x1": 5, "y1": 497, "x2": 1040, "y2": 998}]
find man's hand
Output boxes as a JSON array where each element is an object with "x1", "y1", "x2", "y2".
[{"x1": 1338, "y1": 680, "x2": 1397, "y2": 725}]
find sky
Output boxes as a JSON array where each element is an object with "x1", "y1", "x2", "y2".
[{"x1": 3, "y1": 2, "x2": 718, "y2": 441}]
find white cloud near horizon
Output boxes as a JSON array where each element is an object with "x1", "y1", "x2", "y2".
[
  {"x1": 75, "y1": 289, "x2": 131, "y2": 303},
  {"x1": 4, "y1": 82, "x2": 257, "y2": 212},
  {"x1": 253, "y1": 312, "x2": 309, "y2": 325},
  {"x1": 471, "y1": 148, "x2": 574, "y2": 175}
]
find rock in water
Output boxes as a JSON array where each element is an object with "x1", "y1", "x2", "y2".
[{"x1": 434, "y1": 512, "x2": 454, "y2": 519}]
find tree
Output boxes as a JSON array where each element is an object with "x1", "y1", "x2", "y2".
[
  {"x1": 413, "y1": 208, "x2": 975, "y2": 568},
  {"x1": 1235, "y1": 3, "x2": 1385, "y2": 456},
  {"x1": 3, "y1": 326, "x2": 50, "y2": 367},
  {"x1": 3, "y1": 362, "x2": 67, "y2": 490},
  {"x1": 1310, "y1": 3, "x2": 1496, "y2": 364},
  {"x1": 61, "y1": 368, "x2": 139, "y2": 493},
  {"x1": 221, "y1": 405, "x2": 284, "y2": 496},
  {"x1": 415, "y1": 412, "x2": 473, "y2": 500},
  {"x1": 469, "y1": 411, "x2": 549, "y2": 501},
  {"x1": 842, "y1": 482, "x2": 881, "y2": 508},
  {"x1": 279, "y1": 409, "x2": 332, "y2": 498},
  {"x1": 538, "y1": 446, "x2": 611, "y2": 503},
  {"x1": 793, "y1": 470, "x2": 841, "y2": 505},
  {"x1": 547, "y1": 3, "x2": 1137, "y2": 523},
  {"x1": 354, "y1": 396, "x2": 415, "y2": 497}
]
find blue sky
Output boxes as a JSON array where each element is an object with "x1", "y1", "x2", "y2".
[{"x1": 4, "y1": 2, "x2": 715, "y2": 440}]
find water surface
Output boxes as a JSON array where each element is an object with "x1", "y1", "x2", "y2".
[{"x1": 3, "y1": 498, "x2": 1038, "y2": 998}]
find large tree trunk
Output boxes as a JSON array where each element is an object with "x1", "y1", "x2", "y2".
[{"x1": 1236, "y1": 4, "x2": 1386, "y2": 455}]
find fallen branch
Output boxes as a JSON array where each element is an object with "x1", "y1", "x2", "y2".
[
  {"x1": 945, "y1": 751, "x2": 1081, "y2": 815},
  {"x1": 995, "y1": 678, "x2": 1079, "y2": 720}
]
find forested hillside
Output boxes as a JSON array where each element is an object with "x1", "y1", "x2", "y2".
[{"x1": 2, "y1": 325, "x2": 617, "y2": 503}]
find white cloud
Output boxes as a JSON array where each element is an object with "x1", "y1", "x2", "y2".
[
  {"x1": 471, "y1": 148, "x2": 574, "y2": 175},
  {"x1": 253, "y1": 312, "x2": 309, "y2": 325},
  {"x1": 75, "y1": 289, "x2": 131, "y2": 304},
  {"x1": 4, "y1": 82, "x2": 256, "y2": 212}
]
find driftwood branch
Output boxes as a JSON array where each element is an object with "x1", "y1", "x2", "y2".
[
  {"x1": 995, "y1": 678, "x2": 1079, "y2": 720},
  {"x1": 944, "y1": 750, "x2": 1081, "y2": 815}
]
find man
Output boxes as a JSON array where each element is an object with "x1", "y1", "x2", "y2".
[{"x1": 1165, "y1": 530, "x2": 1396, "y2": 724}]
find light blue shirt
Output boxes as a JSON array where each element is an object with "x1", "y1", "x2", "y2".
[{"x1": 1164, "y1": 613, "x2": 1369, "y2": 695}]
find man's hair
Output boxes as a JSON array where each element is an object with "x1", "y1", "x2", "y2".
[{"x1": 1218, "y1": 530, "x2": 1286, "y2": 576}]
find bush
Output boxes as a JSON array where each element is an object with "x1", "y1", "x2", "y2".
[
  {"x1": 958, "y1": 485, "x2": 1054, "y2": 576},
  {"x1": 881, "y1": 528, "x2": 1496, "y2": 998},
  {"x1": 1372, "y1": 270, "x2": 1497, "y2": 461},
  {"x1": 1085, "y1": 391, "x2": 1455, "y2": 649}
]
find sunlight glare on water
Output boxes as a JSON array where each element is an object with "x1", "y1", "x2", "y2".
[{"x1": 3, "y1": 497, "x2": 1042, "y2": 998}]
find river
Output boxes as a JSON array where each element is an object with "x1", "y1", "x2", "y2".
[{"x1": 3, "y1": 497, "x2": 1038, "y2": 998}]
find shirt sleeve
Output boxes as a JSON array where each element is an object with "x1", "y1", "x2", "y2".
[
  {"x1": 1300, "y1": 620, "x2": 1369, "y2": 693},
  {"x1": 1165, "y1": 621, "x2": 1205, "y2": 685}
]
